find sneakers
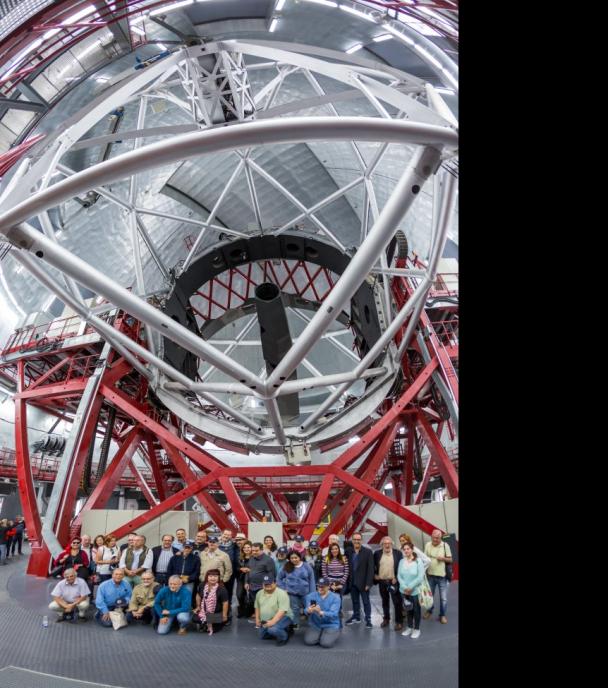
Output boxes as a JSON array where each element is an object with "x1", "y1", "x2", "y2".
[
  {"x1": 276, "y1": 637, "x2": 289, "y2": 646},
  {"x1": 365, "y1": 621, "x2": 373, "y2": 629},
  {"x1": 345, "y1": 617, "x2": 361, "y2": 625},
  {"x1": 423, "y1": 611, "x2": 432, "y2": 620},
  {"x1": 401, "y1": 627, "x2": 413, "y2": 637},
  {"x1": 247, "y1": 618, "x2": 257, "y2": 624},
  {"x1": 440, "y1": 616, "x2": 448, "y2": 624},
  {"x1": 411, "y1": 629, "x2": 421, "y2": 639}
]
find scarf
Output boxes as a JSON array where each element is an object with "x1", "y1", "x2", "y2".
[{"x1": 198, "y1": 583, "x2": 218, "y2": 635}]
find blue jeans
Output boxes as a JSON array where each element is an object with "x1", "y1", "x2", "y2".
[
  {"x1": 288, "y1": 593, "x2": 306, "y2": 622},
  {"x1": 95, "y1": 606, "x2": 122, "y2": 628},
  {"x1": 0, "y1": 543, "x2": 7, "y2": 564},
  {"x1": 350, "y1": 585, "x2": 371, "y2": 623},
  {"x1": 427, "y1": 575, "x2": 448, "y2": 616},
  {"x1": 259, "y1": 615, "x2": 292, "y2": 642},
  {"x1": 156, "y1": 611, "x2": 190, "y2": 635}
]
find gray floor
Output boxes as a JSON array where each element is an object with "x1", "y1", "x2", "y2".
[{"x1": 0, "y1": 544, "x2": 458, "y2": 688}]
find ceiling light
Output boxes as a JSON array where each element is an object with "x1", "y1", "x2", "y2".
[
  {"x1": 157, "y1": 43, "x2": 167, "y2": 50},
  {"x1": 130, "y1": 25, "x2": 145, "y2": 36},
  {"x1": 150, "y1": 0, "x2": 193, "y2": 16},
  {"x1": 96, "y1": 77, "x2": 109, "y2": 83},
  {"x1": 269, "y1": 18, "x2": 278, "y2": 32},
  {"x1": 43, "y1": 28, "x2": 61, "y2": 40},
  {"x1": 339, "y1": 5, "x2": 375, "y2": 22},
  {"x1": 372, "y1": 34, "x2": 392, "y2": 42},
  {"x1": 302, "y1": 0, "x2": 337, "y2": 6},
  {"x1": 346, "y1": 43, "x2": 363, "y2": 54},
  {"x1": 415, "y1": 46, "x2": 442, "y2": 69},
  {"x1": 275, "y1": 0, "x2": 286, "y2": 10},
  {"x1": 398, "y1": 16, "x2": 442, "y2": 37},
  {"x1": 384, "y1": 25, "x2": 414, "y2": 45},
  {"x1": 62, "y1": 5, "x2": 96, "y2": 25}
]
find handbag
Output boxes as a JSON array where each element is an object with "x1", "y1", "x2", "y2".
[
  {"x1": 443, "y1": 544, "x2": 453, "y2": 582},
  {"x1": 109, "y1": 608, "x2": 128, "y2": 630},
  {"x1": 418, "y1": 576, "x2": 434, "y2": 611}
]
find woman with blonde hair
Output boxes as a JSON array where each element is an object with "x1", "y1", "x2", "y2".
[{"x1": 96, "y1": 534, "x2": 120, "y2": 583}]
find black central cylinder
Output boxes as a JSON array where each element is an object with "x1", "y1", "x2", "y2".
[{"x1": 254, "y1": 282, "x2": 299, "y2": 422}]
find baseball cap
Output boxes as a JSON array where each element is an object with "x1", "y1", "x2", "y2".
[
  {"x1": 183, "y1": 540, "x2": 194, "y2": 548},
  {"x1": 317, "y1": 577, "x2": 330, "y2": 586},
  {"x1": 262, "y1": 574, "x2": 275, "y2": 584},
  {"x1": 277, "y1": 546, "x2": 288, "y2": 554},
  {"x1": 235, "y1": 533, "x2": 247, "y2": 539},
  {"x1": 294, "y1": 535, "x2": 304, "y2": 542},
  {"x1": 208, "y1": 535, "x2": 219, "y2": 543},
  {"x1": 309, "y1": 541, "x2": 319, "y2": 548}
]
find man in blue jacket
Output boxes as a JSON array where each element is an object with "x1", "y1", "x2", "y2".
[
  {"x1": 167, "y1": 540, "x2": 200, "y2": 594},
  {"x1": 154, "y1": 575, "x2": 192, "y2": 635},
  {"x1": 304, "y1": 577, "x2": 341, "y2": 648},
  {"x1": 95, "y1": 568, "x2": 132, "y2": 627}
]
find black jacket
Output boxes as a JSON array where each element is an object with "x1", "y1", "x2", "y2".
[
  {"x1": 151, "y1": 545, "x2": 179, "y2": 575},
  {"x1": 167, "y1": 551, "x2": 201, "y2": 583},
  {"x1": 347, "y1": 546, "x2": 375, "y2": 590},
  {"x1": 373, "y1": 548, "x2": 403, "y2": 583}
]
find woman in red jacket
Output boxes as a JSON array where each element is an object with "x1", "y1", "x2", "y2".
[{"x1": 52, "y1": 537, "x2": 90, "y2": 581}]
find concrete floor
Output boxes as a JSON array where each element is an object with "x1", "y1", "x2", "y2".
[{"x1": 0, "y1": 543, "x2": 458, "y2": 688}]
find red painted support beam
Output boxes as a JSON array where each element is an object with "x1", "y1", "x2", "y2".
[
  {"x1": 218, "y1": 476, "x2": 249, "y2": 530},
  {"x1": 16, "y1": 377, "x2": 88, "y2": 400},
  {"x1": 72, "y1": 427, "x2": 141, "y2": 527},
  {"x1": 128, "y1": 457, "x2": 158, "y2": 508},
  {"x1": 262, "y1": 494, "x2": 283, "y2": 523},
  {"x1": 27, "y1": 357, "x2": 69, "y2": 390},
  {"x1": 346, "y1": 468, "x2": 390, "y2": 538},
  {"x1": 300, "y1": 474, "x2": 334, "y2": 540},
  {"x1": 333, "y1": 358, "x2": 439, "y2": 471},
  {"x1": 110, "y1": 471, "x2": 221, "y2": 542},
  {"x1": 15, "y1": 361, "x2": 48, "y2": 577},
  {"x1": 144, "y1": 436, "x2": 167, "y2": 502},
  {"x1": 333, "y1": 466, "x2": 443, "y2": 536},
  {"x1": 416, "y1": 414, "x2": 459, "y2": 497},
  {"x1": 318, "y1": 424, "x2": 398, "y2": 547}
]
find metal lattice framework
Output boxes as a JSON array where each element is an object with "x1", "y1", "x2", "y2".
[{"x1": 0, "y1": 31, "x2": 458, "y2": 577}]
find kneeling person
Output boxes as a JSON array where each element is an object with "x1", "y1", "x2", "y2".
[
  {"x1": 154, "y1": 575, "x2": 192, "y2": 636},
  {"x1": 304, "y1": 577, "x2": 341, "y2": 648},
  {"x1": 255, "y1": 574, "x2": 294, "y2": 646},
  {"x1": 95, "y1": 568, "x2": 131, "y2": 627},
  {"x1": 194, "y1": 569, "x2": 229, "y2": 635},
  {"x1": 126, "y1": 570, "x2": 158, "y2": 624},
  {"x1": 49, "y1": 568, "x2": 90, "y2": 622}
]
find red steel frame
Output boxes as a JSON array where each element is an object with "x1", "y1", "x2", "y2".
[{"x1": 1, "y1": 265, "x2": 458, "y2": 578}]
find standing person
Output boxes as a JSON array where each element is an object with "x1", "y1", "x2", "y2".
[
  {"x1": 244, "y1": 542, "x2": 275, "y2": 620},
  {"x1": 397, "y1": 543, "x2": 425, "y2": 639},
  {"x1": 236, "y1": 541, "x2": 253, "y2": 618},
  {"x1": 52, "y1": 537, "x2": 90, "y2": 582},
  {"x1": 192, "y1": 531, "x2": 208, "y2": 554},
  {"x1": 373, "y1": 536, "x2": 404, "y2": 631},
  {"x1": 4, "y1": 520, "x2": 15, "y2": 559},
  {"x1": 80, "y1": 534, "x2": 95, "y2": 592},
  {"x1": 275, "y1": 546, "x2": 289, "y2": 576},
  {"x1": 277, "y1": 550, "x2": 316, "y2": 627},
  {"x1": 119, "y1": 533, "x2": 137, "y2": 552},
  {"x1": 305, "y1": 541, "x2": 323, "y2": 580},
  {"x1": 303, "y1": 577, "x2": 342, "y2": 648},
  {"x1": 0, "y1": 519, "x2": 9, "y2": 565},
  {"x1": 199, "y1": 535, "x2": 232, "y2": 585},
  {"x1": 153, "y1": 575, "x2": 192, "y2": 636},
  {"x1": 126, "y1": 570, "x2": 158, "y2": 625},
  {"x1": 321, "y1": 544, "x2": 349, "y2": 601},
  {"x1": 119, "y1": 534, "x2": 153, "y2": 587},
  {"x1": 234, "y1": 532, "x2": 247, "y2": 554},
  {"x1": 194, "y1": 569, "x2": 229, "y2": 635},
  {"x1": 263, "y1": 535, "x2": 278, "y2": 558},
  {"x1": 48, "y1": 568, "x2": 91, "y2": 622},
  {"x1": 152, "y1": 534, "x2": 179, "y2": 587},
  {"x1": 399, "y1": 533, "x2": 431, "y2": 569},
  {"x1": 423, "y1": 529, "x2": 452, "y2": 624},
  {"x1": 291, "y1": 534, "x2": 307, "y2": 560},
  {"x1": 254, "y1": 574, "x2": 294, "y2": 646},
  {"x1": 345, "y1": 533, "x2": 375, "y2": 629},
  {"x1": 173, "y1": 528, "x2": 188, "y2": 552},
  {"x1": 218, "y1": 528, "x2": 240, "y2": 614},
  {"x1": 91, "y1": 535, "x2": 105, "y2": 567},
  {"x1": 321, "y1": 534, "x2": 340, "y2": 557},
  {"x1": 10, "y1": 516, "x2": 25, "y2": 556},
  {"x1": 94, "y1": 568, "x2": 132, "y2": 627},
  {"x1": 96, "y1": 535, "x2": 120, "y2": 584},
  {"x1": 167, "y1": 540, "x2": 200, "y2": 594}
]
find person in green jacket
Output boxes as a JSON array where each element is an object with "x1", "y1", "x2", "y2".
[{"x1": 397, "y1": 543, "x2": 425, "y2": 639}]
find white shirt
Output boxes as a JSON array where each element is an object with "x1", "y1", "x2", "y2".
[
  {"x1": 119, "y1": 547, "x2": 153, "y2": 572},
  {"x1": 51, "y1": 577, "x2": 90, "y2": 602}
]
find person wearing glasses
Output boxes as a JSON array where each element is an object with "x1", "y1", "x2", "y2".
[
  {"x1": 345, "y1": 533, "x2": 375, "y2": 629},
  {"x1": 126, "y1": 570, "x2": 159, "y2": 625},
  {"x1": 49, "y1": 568, "x2": 91, "y2": 623},
  {"x1": 52, "y1": 537, "x2": 90, "y2": 581}
]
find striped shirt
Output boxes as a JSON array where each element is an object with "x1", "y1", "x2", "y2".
[
  {"x1": 156, "y1": 548, "x2": 173, "y2": 574},
  {"x1": 321, "y1": 557, "x2": 349, "y2": 586}
]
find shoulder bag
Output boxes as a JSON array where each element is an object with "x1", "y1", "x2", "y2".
[
  {"x1": 109, "y1": 608, "x2": 128, "y2": 630},
  {"x1": 443, "y1": 543, "x2": 453, "y2": 582}
]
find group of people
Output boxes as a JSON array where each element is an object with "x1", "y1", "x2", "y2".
[
  {"x1": 48, "y1": 527, "x2": 452, "y2": 647},
  {"x1": 0, "y1": 515, "x2": 25, "y2": 564}
]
